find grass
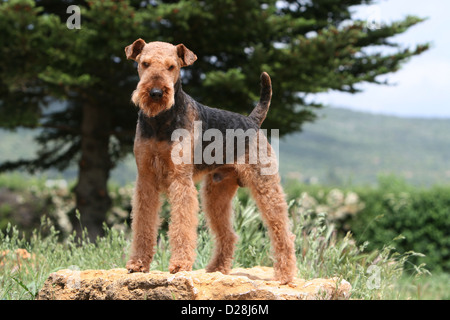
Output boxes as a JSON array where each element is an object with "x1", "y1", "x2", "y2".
[
  {"x1": 0, "y1": 197, "x2": 437, "y2": 300},
  {"x1": 394, "y1": 272, "x2": 450, "y2": 300}
]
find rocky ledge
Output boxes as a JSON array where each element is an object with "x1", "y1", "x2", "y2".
[{"x1": 37, "y1": 266, "x2": 351, "y2": 300}]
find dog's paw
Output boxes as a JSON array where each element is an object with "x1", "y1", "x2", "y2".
[
  {"x1": 274, "y1": 265, "x2": 297, "y2": 285},
  {"x1": 169, "y1": 261, "x2": 192, "y2": 274},
  {"x1": 274, "y1": 268, "x2": 296, "y2": 285},
  {"x1": 126, "y1": 258, "x2": 149, "y2": 273},
  {"x1": 205, "y1": 263, "x2": 231, "y2": 275},
  {"x1": 275, "y1": 274, "x2": 294, "y2": 285}
]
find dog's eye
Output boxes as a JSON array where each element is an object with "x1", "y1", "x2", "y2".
[
  {"x1": 168, "y1": 65, "x2": 175, "y2": 71},
  {"x1": 142, "y1": 62, "x2": 150, "y2": 68}
]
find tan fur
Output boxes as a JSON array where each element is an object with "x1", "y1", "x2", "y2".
[
  {"x1": 201, "y1": 167, "x2": 239, "y2": 274},
  {"x1": 125, "y1": 40, "x2": 296, "y2": 284}
]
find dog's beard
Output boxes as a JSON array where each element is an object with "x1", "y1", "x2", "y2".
[{"x1": 131, "y1": 84, "x2": 175, "y2": 117}]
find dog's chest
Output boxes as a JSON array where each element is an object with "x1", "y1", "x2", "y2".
[{"x1": 146, "y1": 139, "x2": 173, "y2": 178}]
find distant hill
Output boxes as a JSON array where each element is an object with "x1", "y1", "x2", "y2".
[
  {"x1": 278, "y1": 107, "x2": 450, "y2": 186},
  {"x1": 1, "y1": 107, "x2": 449, "y2": 186}
]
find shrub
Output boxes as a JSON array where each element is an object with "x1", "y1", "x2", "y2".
[
  {"x1": 285, "y1": 176, "x2": 450, "y2": 273},
  {"x1": 352, "y1": 180, "x2": 450, "y2": 272}
]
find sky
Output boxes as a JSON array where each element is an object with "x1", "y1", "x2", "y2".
[{"x1": 315, "y1": 0, "x2": 450, "y2": 118}]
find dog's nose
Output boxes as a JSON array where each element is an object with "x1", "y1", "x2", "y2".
[{"x1": 149, "y1": 88, "x2": 163, "y2": 100}]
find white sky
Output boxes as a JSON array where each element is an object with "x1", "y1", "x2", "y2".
[{"x1": 315, "y1": 0, "x2": 450, "y2": 118}]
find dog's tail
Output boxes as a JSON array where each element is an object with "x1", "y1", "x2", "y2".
[{"x1": 249, "y1": 72, "x2": 272, "y2": 127}]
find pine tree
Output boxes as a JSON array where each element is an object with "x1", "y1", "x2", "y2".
[{"x1": 0, "y1": 0, "x2": 429, "y2": 237}]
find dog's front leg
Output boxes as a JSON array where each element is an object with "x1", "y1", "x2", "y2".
[
  {"x1": 166, "y1": 172, "x2": 199, "y2": 273},
  {"x1": 127, "y1": 169, "x2": 161, "y2": 273}
]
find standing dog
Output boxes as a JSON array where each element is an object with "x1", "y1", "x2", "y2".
[{"x1": 125, "y1": 39, "x2": 296, "y2": 284}]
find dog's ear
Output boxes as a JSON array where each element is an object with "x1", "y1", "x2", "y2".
[
  {"x1": 125, "y1": 39, "x2": 146, "y2": 61},
  {"x1": 176, "y1": 44, "x2": 197, "y2": 67}
]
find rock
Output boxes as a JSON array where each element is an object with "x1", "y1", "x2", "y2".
[{"x1": 36, "y1": 266, "x2": 351, "y2": 300}]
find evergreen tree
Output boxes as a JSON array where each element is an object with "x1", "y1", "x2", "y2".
[{"x1": 0, "y1": 0, "x2": 429, "y2": 237}]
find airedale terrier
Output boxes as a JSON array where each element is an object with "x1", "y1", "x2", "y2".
[{"x1": 124, "y1": 39, "x2": 297, "y2": 284}]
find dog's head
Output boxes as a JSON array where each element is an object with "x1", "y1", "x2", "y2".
[{"x1": 125, "y1": 39, "x2": 197, "y2": 117}]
